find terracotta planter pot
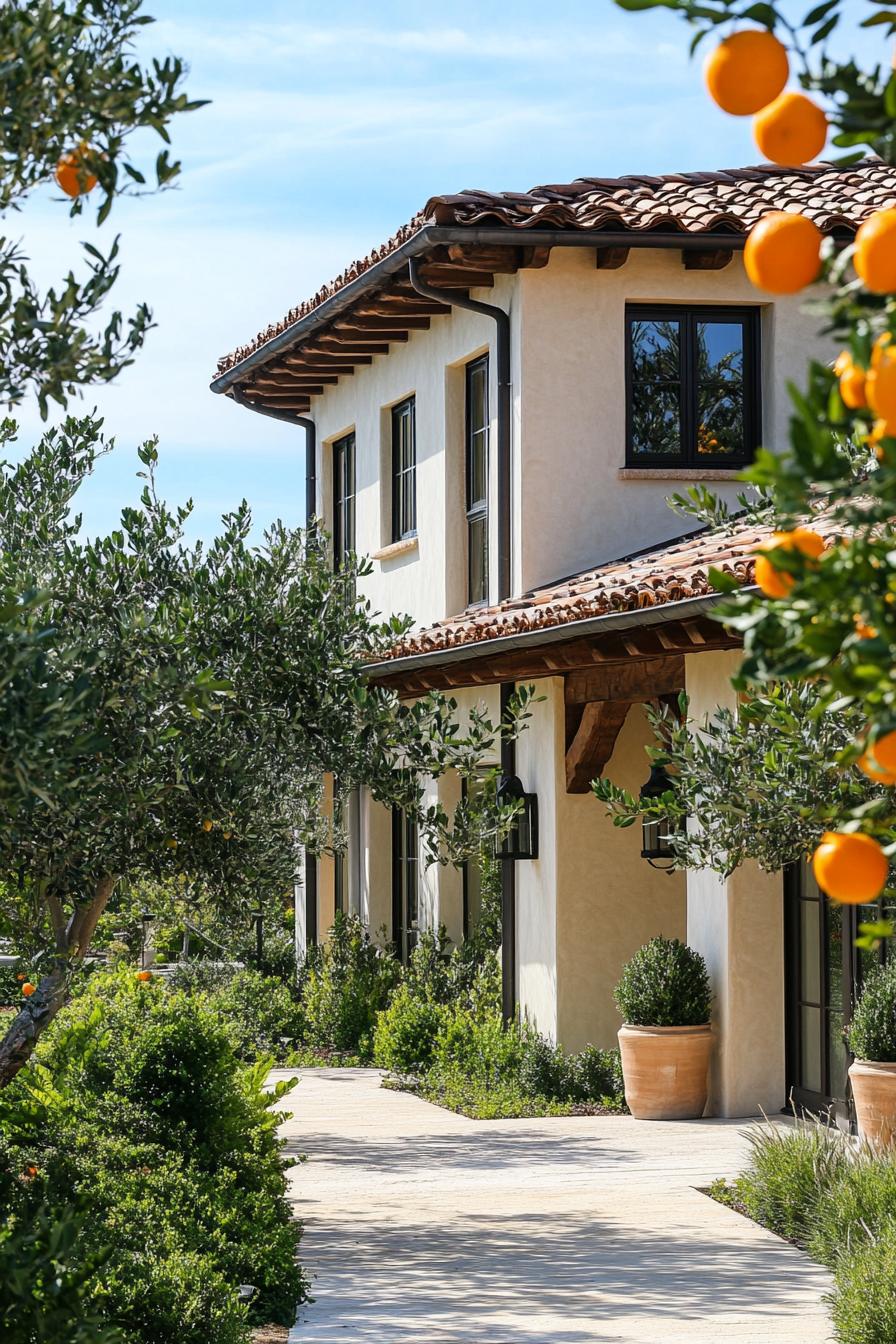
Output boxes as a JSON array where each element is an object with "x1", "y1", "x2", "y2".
[
  {"x1": 849, "y1": 1059, "x2": 896, "y2": 1148},
  {"x1": 618, "y1": 1023, "x2": 712, "y2": 1120}
]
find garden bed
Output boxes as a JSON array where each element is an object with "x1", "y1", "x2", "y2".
[{"x1": 383, "y1": 1071, "x2": 626, "y2": 1120}]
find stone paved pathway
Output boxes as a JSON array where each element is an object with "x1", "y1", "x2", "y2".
[{"x1": 277, "y1": 1068, "x2": 832, "y2": 1343}]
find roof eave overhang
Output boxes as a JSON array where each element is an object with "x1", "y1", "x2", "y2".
[
  {"x1": 210, "y1": 224, "x2": 750, "y2": 395},
  {"x1": 364, "y1": 585, "x2": 755, "y2": 684}
]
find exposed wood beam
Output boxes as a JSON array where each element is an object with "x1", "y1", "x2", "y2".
[
  {"x1": 254, "y1": 374, "x2": 339, "y2": 388},
  {"x1": 336, "y1": 316, "x2": 431, "y2": 331},
  {"x1": 521, "y1": 245, "x2": 552, "y2": 269},
  {"x1": 566, "y1": 700, "x2": 631, "y2": 793},
  {"x1": 250, "y1": 400, "x2": 311, "y2": 412},
  {"x1": 331, "y1": 324, "x2": 413, "y2": 339},
  {"x1": 247, "y1": 386, "x2": 325, "y2": 398},
  {"x1": 595, "y1": 246, "x2": 630, "y2": 270},
  {"x1": 282, "y1": 358, "x2": 358, "y2": 373},
  {"x1": 356, "y1": 299, "x2": 450, "y2": 317},
  {"x1": 565, "y1": 655, "x2": 684, "y2": 707},
  {"x1": 415, "y1": 263, "x2": 495, "y2": 288},
  {"x1": 285, "y1": 351, "x2": 373, "y2": 367},
  {"x1": 684, "y1": 248, "x2": 733, "y2": 271},
  {"x1": 306, "y1": 341, "x2": 391, "y2": 356},
  {"x1": 446, "y1": 244, "x2": 520, "y2": 273}
]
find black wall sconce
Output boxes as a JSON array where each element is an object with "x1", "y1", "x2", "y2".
[
  {"x1": 496, "y1": 775, "x2": 539, "y2": 861},
  {"x1": 639, "y1": 763, "x2": 677, "y2": 870}
]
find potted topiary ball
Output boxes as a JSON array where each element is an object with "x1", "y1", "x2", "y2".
[
  {"x1": 614, "y1": 937, "x2": 713, "y2": 1120},
  {"x1": 847, "y1": 962, "x2": 896, "y2": 1148}
]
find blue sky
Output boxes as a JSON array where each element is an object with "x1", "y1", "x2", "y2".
[{"x1": 14, "y1": 0, "x2": 872, "y2": 541}]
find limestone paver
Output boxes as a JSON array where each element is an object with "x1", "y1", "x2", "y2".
[{"x1": 277, "y1": 1068, "x2": 832, "y2": 1343}]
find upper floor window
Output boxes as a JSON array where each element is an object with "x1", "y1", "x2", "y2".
[
  {"x1": 391, "y1": 397, "x2": 416, "y2": 542},
  {"x1": 332, "y1": 432, "x2": 356, "y2": 570},
  {"x1": 625, "y1": 306, "x2": 760, "y2": 468},
  {"x1": 465, "y1": 356, "x2": 489, "y2": 606}
]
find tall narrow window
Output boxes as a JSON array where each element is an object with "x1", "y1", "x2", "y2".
[
  {"x1": 332, "y1": 432, "x2": 355, "y2": 571},
  {"x1": 392, "y1": 808, "x2": 419, "y2": 964},
  {"x1": 625, "y1": 306, "x2": 759, "y2": 468},
  {"x1": 465, "y1": 357, "x2": 489, "y2": 606},
  {"x1": 391, "y1": 398, "x2": 416, "y2": 542},
  {"x1": 334, "y1": 849, "x2": 348, "y2": 916}
]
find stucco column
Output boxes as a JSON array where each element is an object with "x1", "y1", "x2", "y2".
[{"x1": 684, "y1": 651, "x2": 786, "y2": 1118}]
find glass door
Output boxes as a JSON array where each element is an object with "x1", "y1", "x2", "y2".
[{"x1": 785, "y1": 860, "x2": 891, "y2": 1125}]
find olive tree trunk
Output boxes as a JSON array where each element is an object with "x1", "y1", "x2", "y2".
[{"x1": 0, "y1": 875, "x2": 116, "y2": 1088}]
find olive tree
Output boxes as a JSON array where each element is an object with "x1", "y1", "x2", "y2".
[{"x1": 0, "y1": 419, "x2": 529, "y2": 1086}]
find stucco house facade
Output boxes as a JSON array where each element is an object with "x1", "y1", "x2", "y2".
[{"x1": 213, "y1": 159, "x2": 896, "y2": 1119}]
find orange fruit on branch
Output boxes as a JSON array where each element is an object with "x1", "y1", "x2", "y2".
[
  {"x1": 21, "y1": 983, "x2": 35, "y2": 997},
  {"x1": 753, "y1": 527, "x2": 825, "y2": 598},
  {"x1": 744, "y1": 212, "x2": 822, "y2": 294},
  {"x1": 854, "y1": 615, "x2": 878, "y2": 639},
  {"x1": 704, "y1": 29, "x2": 789, "y2": 116},
  {"x1": 856, "y1": 210, "x2": 896, "y2": 294},
  {"x1": 753, "y1": 91, "x2": 827, "y2": 166},
  {"x1": 135, "y1": 970, "x2": 153, "y2": 982},
  {"x1": 867, "y1": 346, "x2": 896, "y2": 421},
  {"x1": 54, "y1": 146, "x2": 98, "y2": 198},
  {"x1": 812, "y1": 831, "x2": 888, "y2": 904},
  {"x1": 857, "y1": 749, "x2": 896, "y2": 788},
  {"x1": 202, "y1": 819, "x2": 213, "y2": 833},
  {"x1": 839, "y1": 361, "x2": 867, "y2": 410}
]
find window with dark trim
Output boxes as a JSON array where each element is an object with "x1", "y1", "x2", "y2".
[
  {"x1": 461, "y1": 771, "x2": 494, "y2": 940},
  {"x1": 391, "y1": 807, "x2": 419, "y2": 964},
  {"x1": 465, "y1": 356, "x2": 489, "y2": 606},
  {"x1": 625, "y1": 305, "x2": 760, "y2": 468},
  {"x1": 332, "y1": 432, "x2": 356, "y2": 570},
  {"x1": 391, "y1": 398, "x2": 416, "y2": 542},
  {"x1": 334, "y1": 849, "x2": 347, "y2": 916}
]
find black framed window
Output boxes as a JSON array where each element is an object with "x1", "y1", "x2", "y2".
[
  {"x1": 391, "y1": 398, "x2": 416, "y2": 542},
  {"x1": 465, "y1": 357, "x2": 489, "y2": 606},
  {"x1": 461, "y1": 772, "x2": 494, "y2": 940},
  {"x1": 392, "y1": 808, "x2": 419, "y2": 964},
  {"x1": 625, "y1": 305, "x2": 760, "y2": 468},
  {"x1": 334, "y1": 849, "x2": 348, "y2": 915},
  {"x1": 332, "y1": 432, "x2": 356, "y2": 571}
]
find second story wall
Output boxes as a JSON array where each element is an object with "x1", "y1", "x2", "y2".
[
  {"x1": 313, "y1": 276, "x2": 516, "y2": 630},
  {"x1": 516, "y1": 246, "x2": 835, "y2": 593}
]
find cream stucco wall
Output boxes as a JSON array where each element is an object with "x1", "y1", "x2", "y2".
[
  {"x1": 516, "y1": 678, "x2": 686, "y2": 1050},
  {"x1": 684, "y1": 649, "x2": 786, "y2": 1117},
  {"x1": 305, "y1": 244, "x2": 833, "y2": 634},
  {"x1": 516, "y1": 247, "x2": 836, "y2": 592}
]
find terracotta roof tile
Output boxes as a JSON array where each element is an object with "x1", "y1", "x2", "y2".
[
  {"x1": 384, "y1": 512, "x2": 841, "y2": 661},
  {"x1": 216, "y1": 160, "x2": 895, "y2": 379}
]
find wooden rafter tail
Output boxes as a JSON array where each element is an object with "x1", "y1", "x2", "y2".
[{"x1": 565, "y1": 700, "x2": 632, "y2": 793}]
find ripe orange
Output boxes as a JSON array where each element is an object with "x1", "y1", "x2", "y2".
[
  {"x1": 812, "y1": 831, "x2": 889, "y2": 904},
  {"x1": 867, "y1": 347, "x2": 896, "y2": 421},
  {"x1": 857, "y1": 749, "x2": 896, "y2": 787},
  {"x1": 165, "y1": 838, "x2": 177, "y2": 849},
  {"x1": 202, "y1": 819, "x2": 213, "y2": 833},
  {"x1": 839, "y1": 361, "x2": 868, "y2": 410},
  {"x1": 744, "y1": 211, "x2": 822, "y2": 294},
  {"x1": 753, "y1": 527, "x2": 825, "y2": 598},
  {"x1": 855, "y1": 615, "x2": 878, "y2": 639},
  {"x1": 868, "y1": 418, "x2": 896, "y2": 458},
  {"x1": 873, "y1": 332, "x2": 894, "y2": 368},
  {"x1": 135, "y1": 969, "x2": 153, "y2": 982},
  {"x1": 753, "y1": 91, "x2": 828, "y2": 166},
  {"x1": 21, "y1": 983, "x2": 35, "y2": 997},
  {"x1": 222, "y1": 830, "x2": 232, "y2": 840},
  {"x1": 856, "y1": 210, "x2": 896, "y2": 294},
  {"x1": 704, "y1": 29, "x2": 789, "y2": 116},
  {"x1": 15, "y1": 972, "x2": 25, "y2": 982},
  {"x1": 54, "y1": 147, "x2": 98, "y2": 198},
  {"x1": 870, "y1": 731, "x2": 896, "y2": 775}
]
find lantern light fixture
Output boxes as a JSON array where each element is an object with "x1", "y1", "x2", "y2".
[
  {"x1": 495, "y1": 774, "x2": 539, "y2": 861},
  {"x1": 639, "y1": 762, "x2": 678, "y2": 870}
]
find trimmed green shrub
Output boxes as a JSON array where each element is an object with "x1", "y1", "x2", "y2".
[
  {"x1": 848, "y1": 962, "x2": 896, "y2": 1063},
  {"x1": 212, "y1": 969, "x2": 305, "y2": 1061},
  {"x1": 830, "y1": 1224, "x2": 896, "y2": 1344},
  {"x1": 734, "y1": 1121, "x2": 847, "y2": 1245},
  {"x1": 373, "y1": 981, "x2": 447, "y2": 1073},
  {"x1": 614, "y1": 937, "x2": 712, "y2": 1027},
  {"x1": 570, "y1": 1043, "x2": 625, "y2": 1104},
  {"x1": 302, "y1": 912, "x2": 399, "y2": 1056},
  {"x1": 0, "y1": 970, "x2": 306, "y2": 1341},
  {"x1": 166, "y1": 958, "x2": 240, "y2": 995}
]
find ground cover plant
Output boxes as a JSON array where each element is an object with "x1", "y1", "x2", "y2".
[
  {"x1": 711, "y1": 1119, "x2": 896, "y2": 1344},
  {"x1": 0, "y1": 969, "x2": 305, "y2": 1343}
]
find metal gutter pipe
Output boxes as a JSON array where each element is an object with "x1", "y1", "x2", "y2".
[
  {"x1": 230, "y1": 386, "x2": 319, "y2": 949},
  {"x1": 407, "y1": 256, "x2": 511, "y2": 602}
]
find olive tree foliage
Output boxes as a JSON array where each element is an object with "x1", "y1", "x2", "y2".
[
  {"x1": 0, "y1": 0, "x2": 205, "y2": 414},
  {"x1": 0, "y1": 418, "x2": 531, "y2": 1086},
  {"x1": 594, "y1": 685, "x2": 880, "y2": 876}
]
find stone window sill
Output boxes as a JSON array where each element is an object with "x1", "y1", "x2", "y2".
[
  {"x1": 617, "y1": 468, "x2": 747, "y2": 482},
  {"x1": 373, "y1": 536, "x2": 419, "y2": 561}
]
